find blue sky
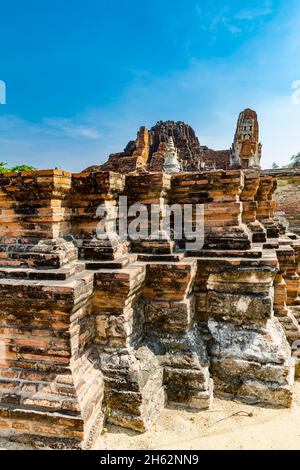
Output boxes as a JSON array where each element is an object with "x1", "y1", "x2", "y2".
[{"x1": 1, "y1": 0, "x2": 300, "y2": 171}]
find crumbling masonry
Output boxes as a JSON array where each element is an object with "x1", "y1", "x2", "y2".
[{"x1": 0, "y1": 109, "x2": 299, "y2": 449}]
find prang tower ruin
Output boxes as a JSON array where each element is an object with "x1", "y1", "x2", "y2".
[{"x1": 230, "y1": 108, "x2": 262, "y2": 169}]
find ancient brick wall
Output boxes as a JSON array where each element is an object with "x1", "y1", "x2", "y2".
[
  {"x1": 0, "y1": 168, "x2": 298, "y2": 449},
  {"x1": 263, "y1": 169, "x2": 300, "y2": 235}
]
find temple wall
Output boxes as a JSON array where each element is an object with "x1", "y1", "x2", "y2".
[
  {"x1": 263, "y1": 169, "x2": 300, "y2": 235},
  {"x1": 0, "y1": 168, "x2": 298, "y2": 448}
]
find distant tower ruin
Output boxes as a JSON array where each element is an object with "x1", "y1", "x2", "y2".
[
  {"x1": 163, "y1": 136, "x2": 181, "y2": 173},
  {"x1": 230, "y1": 108, "x2": 262, "y2": 169},
  {"x1": 87, "y1": 110, "x2": 263, "y2": 174}
]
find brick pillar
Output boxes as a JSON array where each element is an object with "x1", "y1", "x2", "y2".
[
  {"x1": 256, "y1": 175, "x2": 279, "y2": 238},
  {"x1": 169, "y1": 170, "x2": 251, "y2": 252},
  {"x1": 276, "y1": 245, "x2": 300, "y2": 305},
  {"x1": 0, "y1": 170, "x2": 105, "y2": 448},
  {"x1": 204, "y1": 254, "x2": 294, "y2": 407},
  {"x1": 143, "y1": 260, "x2": 213, "y2": 409},
  {"x1": 241, "y1": 170, "x2": 266, "y2": 243},
  {"x1": 71, "y1": 171, "x2": 128, "y2": 267},
  {"x1": 93, "y1": 265, "x2": 165, "y2": 431},
  {"x1": 273, "y1": 272, "x2": 288, "y2": 317},
  {"x1": 0, "y1": 170, "x2": 76, "y2": 268},
  {"x1": 125, "y1": 173, "x2": 175, "y2": 257},
  {"x1": 0, "y1": 268, "x2": 104, "y2": 448}
]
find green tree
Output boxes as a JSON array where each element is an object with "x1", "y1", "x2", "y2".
[
  {"x1": 10, "y1": 165, "x2": 37, "y2": 172},
  {"x1": 0, "y1": 163, "x2": 37, "y2": 173},
  {"x1": 0, "y1": 162, "x2": 10, "y2": 173},
  {"x1": 272, "y1": 162, "x2": 279, "y2": 169}
]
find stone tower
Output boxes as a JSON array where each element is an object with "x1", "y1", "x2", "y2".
[
  {"x1": 163, "y1": 136, "x2": 181, "y2": 173},
  {"x1": 230, "y1": 108, "x2": 262, "y2": 169}
]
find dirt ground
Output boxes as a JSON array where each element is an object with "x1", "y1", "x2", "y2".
[{"x1": 1, "y1": 382, "x2": 300, "y2": 451}]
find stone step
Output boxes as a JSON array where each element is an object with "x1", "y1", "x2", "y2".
[
  {"x1": 85, "y1": 255, "x2": 137, "y2": 270},
  {"x1": 278, "y1": 237, "x2": 296, "y2": 245},
  {"x1": 286, "y1": 232, "x2": 299, "y2": 240},
  {"x1": 289, "y1": 305, "x2": 300, "y2": 320},
  {"x1": 137, "y1": 252, "x2": 185, "y2": 262},
  {"x1": 286, "y1": 298, "x2": 300, "y2": 307},
  {"x1": 263, "y1": 239, "x2": 280, "y2": 249},
  {"x1": 0, "y1": 240, "x2": 77, "y2": 269},
  {"x1": 130, "y1": 240, "x2": 175, "y2": 254},
  {"x1": 277, "y1": 310, "x2": 300, "y2": 345},
  {"x1": 187, "y1": 248, "x2": 262, "y2": 259},
  {"x1": 0, "y1": 262, "x2": 85, "y2": 281},
  {"x1": 252, "y1": 233, "x2": 267, "y2": 243}
]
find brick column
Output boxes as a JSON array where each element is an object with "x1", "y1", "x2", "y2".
[
  {"x1": 93, "y1": 265, "x2": 165, "y2": 431},
  {"x1": 241, "y1": 170, "x2": 266, "y2": 243},
  {"x1": 143, "y1": 260, "x2": 213, "y2": 409},
  {"x1": 256, "y1": 175, "x2": 279, "y2": 238},
  {"x1": 169, "y1": 170, "x2": 251, "y2": 252},
  {"x1": 0, "y1": 170, "x2": 75, "y2": 268},
  {"x1": 204, "y1": 254, "x2": 294, "y2": 407},
  {"x1": 125, "y1": 173, "x2": 175, "y2": 257},
  {"x1": 71, "y1": 171, "x2": 128, "y2": 267}
]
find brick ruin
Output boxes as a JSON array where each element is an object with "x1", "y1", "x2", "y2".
[
  {"x1": 261, "y1": 167, "x2": 300, "y2": 367},
  {"x1": 263, "y1": 167, "x2": 300, "y2": 236},
  {"x1": 0, "y1": 109, "x2": 299, "y2": 449},
  {"x1": 87, "y1": 108, "x2": 261, "y2": 174}
]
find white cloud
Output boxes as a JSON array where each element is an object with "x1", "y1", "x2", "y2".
[
  {"x1": 235, "y1": 4, "x2": 273, "y2": 21},
  {"x1": 42, "y1": 118, "x2": 102, "y2": 139},
  {"x1": 227, "y1": 24, "x2": 242, "y2": 34},
  {"x1": 236, "y1": 10, "x2": 271, "y2": 21},
  {"x1": 195, "y1": 1, "x2": 274, "y2": 37},
  {"x1": 0, "y1": 115, "x2": 103, "y2": 171}
]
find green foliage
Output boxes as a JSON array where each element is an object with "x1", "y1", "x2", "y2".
[
  {"x1": 10, "y1": 165, "x2": 37, "y2": 172},
  {"x1": 0, "y1": 162, "x2": 10, "y2": 173},
  {"x1": 272, "y1": 162, "x2": 279, "y2": 169},
  {"x1": 0, "y1": 162, "x2": 37, "y2": 173}
]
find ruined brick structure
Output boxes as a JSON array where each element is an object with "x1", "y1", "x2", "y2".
[
  {"x1": 0, "y1": 109, "x2": 299, "y2": 449},
  {"x1": 230, "y1": 108, "x2": 262, "y2": 169},
  {"x1": 88, "y1": 108, "x2": 260, "y2": 174},
  {"x1": 261, "y1": 167, "x2": 300, "y2": 367},
  {"x1": 263, "y1": 168, "x2": 300, "y2": 236}
]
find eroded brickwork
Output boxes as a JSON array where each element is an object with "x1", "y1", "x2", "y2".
[
  {"x1": 230, "y1": 108, "x2": 261, "y2": 169},
  {"x1": 263, "y1": 169, "x2": 300, "y2": 236},
  {"x1": 0, "y1": 166, "x2": 298, "y2": 449}
]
